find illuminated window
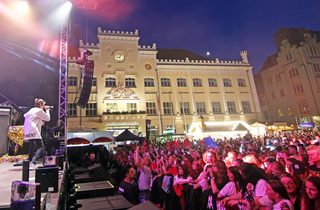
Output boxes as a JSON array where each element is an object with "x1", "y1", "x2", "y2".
[
  {"x1": 127, "y1": 103, "x2": 137, "y2": 112},
  {"x1": 106, "y1": 103, "x2": 117, "y2": 112}
]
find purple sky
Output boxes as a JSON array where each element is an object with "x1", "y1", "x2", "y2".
[{"x1": 70, "y1": 0, "x2": 320, "y2": 73}]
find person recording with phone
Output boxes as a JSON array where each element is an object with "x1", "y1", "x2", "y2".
[{"x1": 23, "y1": 98, "x2": 51, "y2": 166}]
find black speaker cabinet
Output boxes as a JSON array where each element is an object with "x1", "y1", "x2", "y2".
[
  {"x1": 77, "y1": 60, "x2": 94, "y2": 108},
  {"x1": 77, "y1": 195, "x2": 133, "y2": 210},
  {"x1": 74, "y1": 181, "x2": 115, "y2": 199},
  {"x1": 35, "y1": 167, "x2": 59, "y2": 193},
  {"x1": 128, "y1": 201, "x2": 160, "y2": 210}
]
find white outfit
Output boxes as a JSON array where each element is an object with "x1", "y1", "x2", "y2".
[{"x1": 24, "y1": 107, "x2": 50, "y2": 141}]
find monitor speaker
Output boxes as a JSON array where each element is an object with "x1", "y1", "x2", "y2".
[{"x1": 35, "y1": 167, "x2": 59, "y2": 193}]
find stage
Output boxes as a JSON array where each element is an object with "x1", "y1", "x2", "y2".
[{"x1": 0, "y1": 162, "x2": 63, "y2": 209}]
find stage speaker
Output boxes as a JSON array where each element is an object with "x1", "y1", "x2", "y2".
[
  {"x1": 77, "y1": 60, "x2": 94, "y2": 108},
  {"x1": 0, "y1": 106, "x2": 10, "y2": 155},
  {"x1": 35, "y1": 167, "x2": 59, "y2": 193},
  {"x1": 128, "y1": 201, "x2": 160, "y2": 210}
]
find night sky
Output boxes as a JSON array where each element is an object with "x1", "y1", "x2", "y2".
[
  {"x1": 71, "y1": 0, "x2": 320, "y2": 73},
  {"x1": 0, "y1": 0, "x2": 319, "y2": 111}
]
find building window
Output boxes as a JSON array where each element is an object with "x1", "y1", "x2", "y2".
[
  {"x1": 146, "y1": 102, "x2": 157, "y2": 115},
  {"x1": 125, "y1": 78, "x2": 136, "y2": 88},
  {"x1": 163, "y1": 102, "x2": 173, "y2": 115},
  {"x1": 286, "y1": 53, "x2": 292, "y2": 61},
  {"x1": 144, "y1": 78, "x2": 155, "y2": 87},
  {"x1": 92, "y1": 78, "x2": 97, "y2": 87},
  {"x1": 223, "y1": 78, "x2": 232, "y2": 87},
  {"x1": 196, "y1": 102, "x2": 206, "y2": 114},
  {"x1": 208, "y1": 78, "x2": 218, "y2": 87},
  {"x1": 289, "y1": 67, "x2": 299, "y2": 77},
  {"x1": 68, "y1": 103, "x2": 77, "y2": 117},
  {"x1": 180, "y1": 102, "x2": 190, "y2": 114},
  {"x1": 313, "y1": 63, "x2": 320, "y2": 73},
  {"x1": 105, "y1": 77, "x2": 116, "y2": 87},
  {"x1": 161, "y1": 78, "x2": 171, "y2": 87},
  {"x1": 241, "y1": 101, "x2": 251, "y2": 113},
  {"x1": 177, "y1": 78, "x2": 187, "y2": 87},
  {"x1": 264, "y1": 111, "x2": 270, "y2": 121},
  {"x1": 106, "y1": 103, "x2": 117, "y2": 112},
  {"x1": 86, "y1": 103, "x2": 97, "y2": 116},
  {"x1": 278, "y1": 109, "x2": 283, "y2": 118},
  {"x1": 237, "y1": 79, "x2": 246, "y2": 87},
  {"x1": 288, "y1": 106, "x2": 292, "y2": 116},
  {"x1": 275, "y1": 73, "x2": 282, "y2": 82},
  {"x1": 280, "y1": 89, "x2": 285, "y2": 97},
  {"x1": 68, "y1": 77, "x2": 77, "y2": 86},
  {"x1": 212, "y1": 102, "x2": 221, "y2": 113},
  {"x1": 298, "y1": 100, "x2": 309, "y2": 115},
  {"x1": 193, "y1": 78, "x2": 202, "y2": 87},
  {"x1": 227, "y1": 101, "x2": 236, "y2": 114},
  {"x1": 293, "y1": 84, "x2": 304, "y2": 94},
  {"x1": 127, "y1": 103, "x2": 137, "y2": 112}
]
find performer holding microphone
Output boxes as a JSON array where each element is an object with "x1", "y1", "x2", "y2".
[{"x1": 23, "y1": 98, "x2": 51, "y2": 166}]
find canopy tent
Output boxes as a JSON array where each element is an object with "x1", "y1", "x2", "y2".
[
  {"x1": 67, "y1": 137, "x2": 90, "y2": 145},
  {"x1": 115, "y1": 129, "x2": 142, "y2": 142},
  {"x1": 92, "y1": 137, "x2": 113, "y2": 143}
]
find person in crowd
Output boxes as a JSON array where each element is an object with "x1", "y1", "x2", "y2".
[
  {"x1": 280, "y1": 174, "x2": 302, "y2": 210},
  {"x1": 260, "y1": 180, "x2": 294, "y2": 210},
  {"x1": 264, "y1": 157, "x2": 277, "y2": 178},
  {"x1": 270, "y1": 161, "x2": 286, "y2": 180},
  {"x1": 23, "y1": 98, "x2": 51, "y2": 165},
  {"x1": 301, "y1": 176, "x2": 320, "y2": 210},
  {"x1": 215, "y1": 166, "x2": 243, "y2": 209},
  {"x1": 134, "y1": 146, "x2": 152, "y2": 202},
  {"x1": 306, "y1": 145, "x2": 320, "y2": 177},
  {"x1": 81, "y1": 151, "x2": 98, "y2": 168},
  {"x1": 173, "y1": 164, "x2": 193, "y2": 210},
  {"x1": 118, "y1": 165, "x2": 140, "y2": 205}
]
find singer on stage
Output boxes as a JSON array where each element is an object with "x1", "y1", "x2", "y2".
[{"x1": 23, "y1": 98, "x2": 51, "y2": 165}]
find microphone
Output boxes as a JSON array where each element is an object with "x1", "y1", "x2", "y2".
[{"x1": 46, "y1": 106, "x2": 54, "y2": 109}]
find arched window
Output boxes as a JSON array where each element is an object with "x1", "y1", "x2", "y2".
[
  {"x1": 193, "y1": 78, "x2": 202, "y2": 87},
  {"x1": 105, "y1": 77, "x2": 116, "y2": 87},
  {"x1": 177, "y1": 78, "x2": 187, "y2": 87},
  {"x1": 144, "y1": 78, "x2": 155, "y2": 87},
  {"x1": 238, "y1": 79, "x2": 246, "y2": 87},
  {"x1": 223, "y1": 78, "x2": 232, "y2": 87},
  {"x1": 125, "y1": 78, "x2": 136, "y2": 88},
  {"x1": 208, "y1": 78, "x2": 218, "y2": 87},
  {"x1": 161, "y1": 78, "x2": 171, "y2": 87}
]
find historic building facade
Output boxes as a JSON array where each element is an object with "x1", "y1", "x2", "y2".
[
  {"x1": 255, "y1": 28, "x2": 320, "y2": 128},
  {"x1": 67, "y1": 28, "x2": 262, "y2": 138}
]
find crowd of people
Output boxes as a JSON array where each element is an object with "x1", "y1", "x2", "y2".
[{"x1": 76, "y1": 132, "x2": 320, "y2": 210}]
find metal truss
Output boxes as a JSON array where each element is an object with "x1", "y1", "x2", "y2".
[{"x1": 58, "y1": 23, "x2": 68, "y2": 142}]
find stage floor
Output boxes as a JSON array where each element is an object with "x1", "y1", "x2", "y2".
[
  {"x1": 0, "y1": 162, "x2": 63, "y2": 209},
  {"x1": 0, "y1": 162, "x2": 34, "y2": 208}
]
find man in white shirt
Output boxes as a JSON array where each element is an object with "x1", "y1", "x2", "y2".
[{"x1": 24, "y1": 98, "x2": 50, "y2": 165}]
